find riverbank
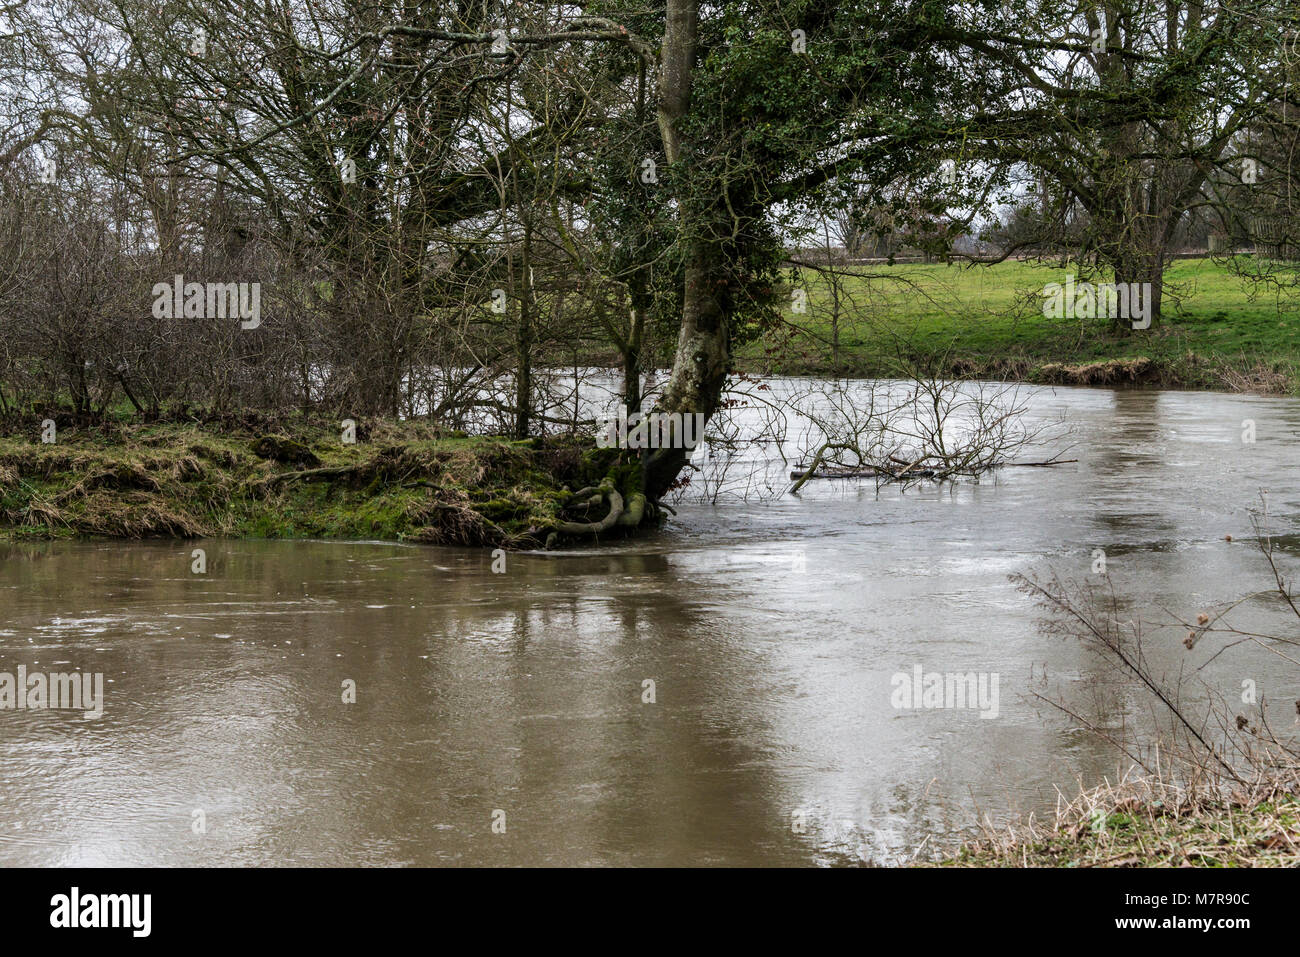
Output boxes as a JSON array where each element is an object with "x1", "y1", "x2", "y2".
[
  {"x1": 940, "y1": 777, "x2": 1300, "y2": 867},
  {"x1": 0, "y1": 419, "x2": 616, "y2": 547},
  {"x1": 743, "y1": 257, "x2": 1300, "y2": 393}
]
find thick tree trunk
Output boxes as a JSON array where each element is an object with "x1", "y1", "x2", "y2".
[
  {"x1": 1111, "y1": 252, "x2": 1164, "y2": 330},
  {"x1": 639, "y1": 0, "x2": 732, "y2": 503},
  {"x1": 642, "y1": 245, "x2": 730, "y2": 501},
  {"x1": 656, "y1": 0, "x2": 697, "y2": 167}
]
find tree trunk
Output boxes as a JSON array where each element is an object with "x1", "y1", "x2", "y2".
[
  {"x1": 514, "y1": 227, "x2": 535, "y2": 439},
  {"x1": 643, "y1": 240, "x2": 730, "y2": 500},
  {"x1": 639, "y1": 0, "x2": 731, "y2": 503},
  {"x1": 1111, "y1": 253, "x2": 1164, "y2": 330}
]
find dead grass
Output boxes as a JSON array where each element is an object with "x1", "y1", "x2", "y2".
[
  {"x1": 943, "y1": 769, "x2": 1300, "y2": 867},
  {"x1": 1035, "y1": 357, "x2": 1160, "y2": 385},
  {"x1": 0, "y1": 421, "x2": 590, "y2": 546},
  {"x1": 1217, "y1": 359, "x2": 1296, "y2": 394}
]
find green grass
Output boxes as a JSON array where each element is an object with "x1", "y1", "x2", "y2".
[{"x1": 747, "y1": 257, "x2": 1300, "y2": 391}]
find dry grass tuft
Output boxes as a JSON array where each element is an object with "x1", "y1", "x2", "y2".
[
  {"x1": 946, "y1": 769, "x2": 1300, "y2": 867},
  {"x1": 1036, "y1": 357, "x2": 1158, "y2": 385}
]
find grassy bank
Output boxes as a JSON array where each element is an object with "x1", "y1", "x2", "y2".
[
  {"x1": 941, "y1": 778, "x2": 1300, "y2": 867},
  {"x1": 746, "y1": 257, "x2": 1300, "y2": 393},
  {"x1": 0, "y1": 419, "x2": 617, "y2": 547}
]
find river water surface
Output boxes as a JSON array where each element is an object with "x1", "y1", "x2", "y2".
[{"x1": 2, "y1": 381, "x2": 1299, "y2": 865}]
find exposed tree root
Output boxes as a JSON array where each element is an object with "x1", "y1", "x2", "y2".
[
  {"x1": 556, "y1": 479, "x2": 625, "y2": 536},
  {"x1": 617, "y1": 491, "x2": 647, "y2": 527}
]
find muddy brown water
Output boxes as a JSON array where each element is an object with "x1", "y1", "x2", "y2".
[{"x1": 2, "y1": 382, "x2": 1298, "y2": 865}]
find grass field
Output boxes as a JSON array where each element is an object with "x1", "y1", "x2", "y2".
[{"x1": 745, "y1": 257, "x2": 1300, "y2": 392}]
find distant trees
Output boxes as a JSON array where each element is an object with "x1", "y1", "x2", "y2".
[
  {"x1": 1210, "y1": 42, "x2": 1300, "y2": 279},
  {"x1": 952, "y1": 1, "x2": 1300, "y2": 325}
]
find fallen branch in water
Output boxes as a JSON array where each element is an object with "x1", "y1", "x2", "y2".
[
  {"x1": 789, "y1": 457, "x2": 1077, "y2": 482},
  {"x1": 786, "y1": 378, "x2": 1073, "y2": 494},
  {"x1": 790, "y1": 465, "x2": 936, "y2": 481}
]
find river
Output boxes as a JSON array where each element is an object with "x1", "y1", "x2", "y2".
[{"x1": 2, "y1": 381, "x2": 1298, "y2": 865}]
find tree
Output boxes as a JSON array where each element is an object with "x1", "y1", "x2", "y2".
[
  {"x1": 640, "y1": 0, "x2": 967, "y2": 500},
  {"x1": 949, "y1": 0, "x2": 1300, "y2": 326}
]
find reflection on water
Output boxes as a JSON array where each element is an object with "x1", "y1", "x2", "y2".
[{"x1": 1, "y1": 383, "x2": 1299, "y2": 866}]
